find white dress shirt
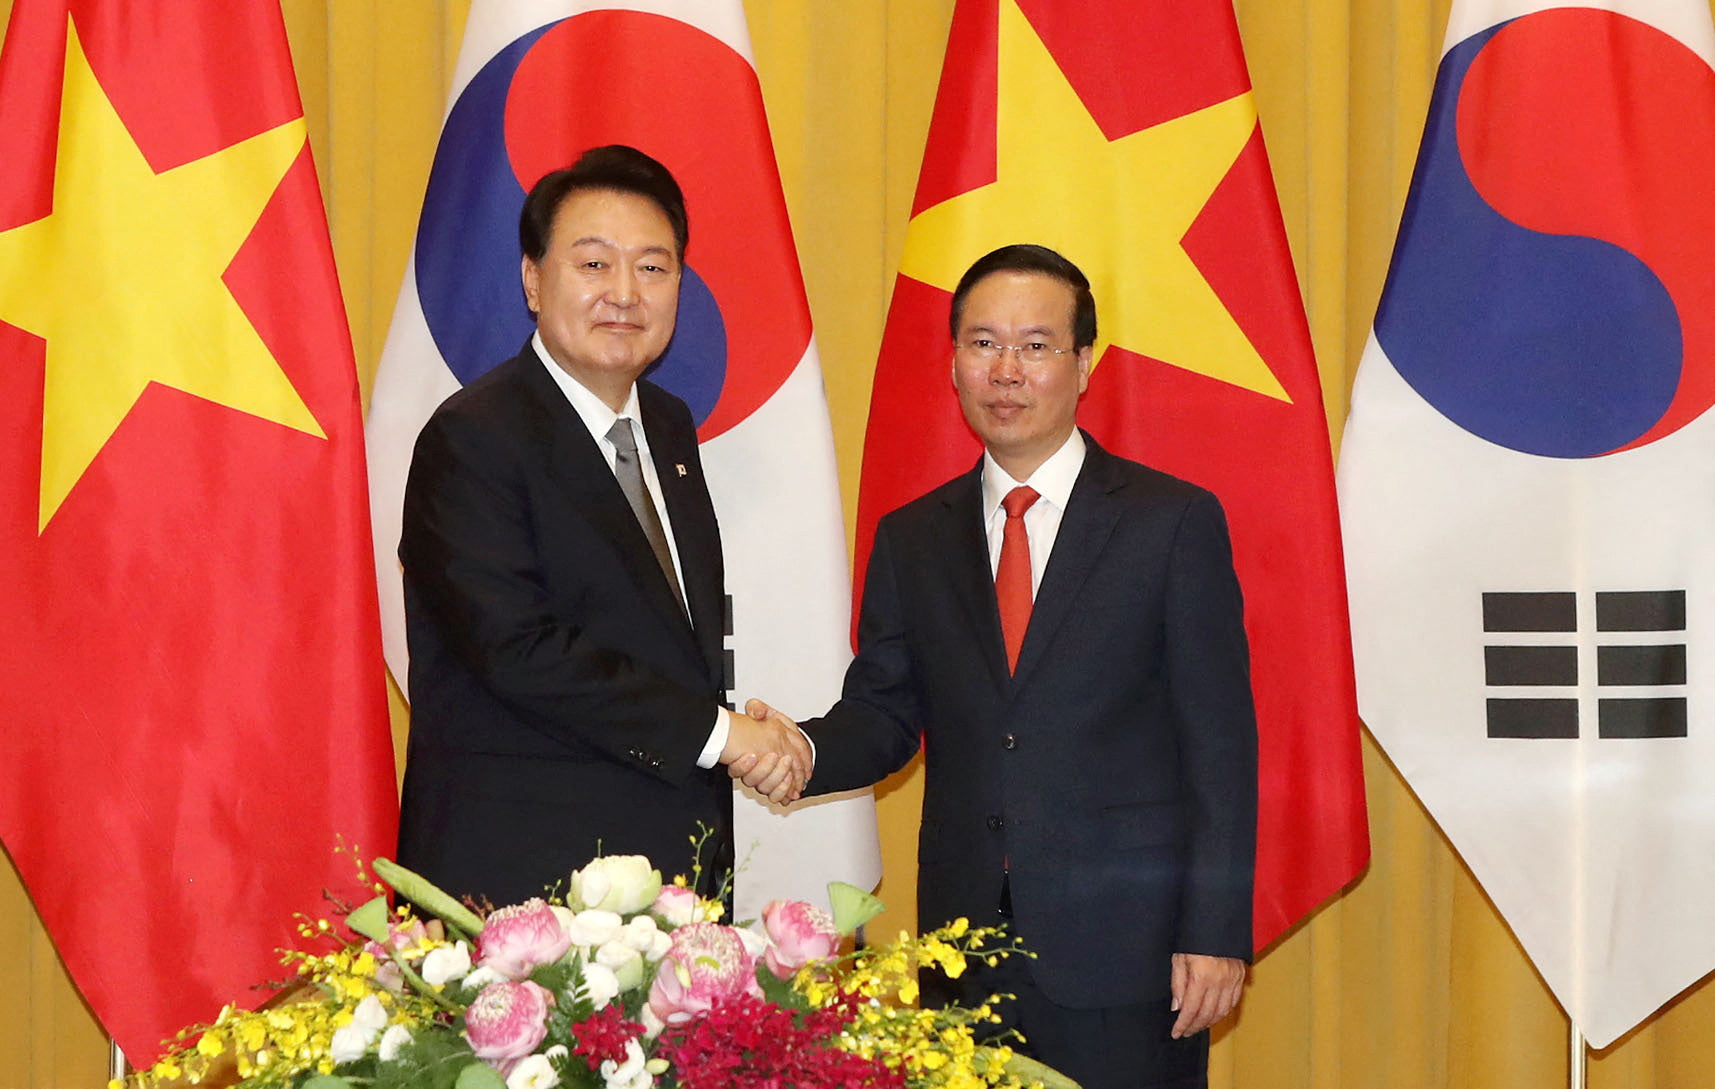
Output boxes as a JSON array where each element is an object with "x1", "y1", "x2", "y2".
[
  {"x1": 533, "y1": 333, "x2": 727, "y2": 766},
  {"x1": 980, "y1": 429, "x2": 1088, "y2": 596}
]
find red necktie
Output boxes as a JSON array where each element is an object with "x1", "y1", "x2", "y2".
[{"x1": 995, "y1": 486, "x2": 1040, "y2": 673}]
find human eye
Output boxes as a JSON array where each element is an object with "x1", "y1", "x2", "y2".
[{"x1": 968, "y1": 337, "x2": 999, "y2": 354}]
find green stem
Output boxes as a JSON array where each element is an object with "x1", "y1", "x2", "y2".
[{"x1": 388, "y1": 950, "x2": 462, "y2": 1013}]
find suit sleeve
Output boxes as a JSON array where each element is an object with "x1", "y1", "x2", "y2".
[
  {"x1": 401, "y1": 406, "x2": 719, "y2": 783},
  {"x1": 1164, "y1": 490, "x2": 1259, "y2": 960},
  {"x1": 801, "y1": 519, "x2": 925, "y2": 793}
]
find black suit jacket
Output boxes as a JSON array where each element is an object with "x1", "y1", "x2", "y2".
[
  {"x1": 804, "y1": 434, "x2": 1257, "y2": 1008},
  {"x1": 395, "y1": 343, "x2": 731, "y2": 906}
]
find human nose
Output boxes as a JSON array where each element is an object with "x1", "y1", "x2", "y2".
[
  {"x1": 605, "y1": 264, "x2": 639, "y2": 307},
  {"x1": 988, "y1": 348, "x2": 1024, "y2": 384}
]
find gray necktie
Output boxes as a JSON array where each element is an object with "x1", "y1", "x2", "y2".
[{"x1": 606, "y1": 418, "x2": 686, "y2": 612}]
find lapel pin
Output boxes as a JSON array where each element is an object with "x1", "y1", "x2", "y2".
[{"x1": 675, "y1": 463, "x2": 687, "y2": 477}]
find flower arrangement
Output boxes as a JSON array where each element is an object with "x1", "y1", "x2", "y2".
[{"x1": 120, "y1": 854, "x2": 1077, "y2": 1089}]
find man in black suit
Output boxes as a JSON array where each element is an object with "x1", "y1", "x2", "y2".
[
  {"x1": 739, "y1": 245, "x2": 1257, "y2": 1088},
  {"x1": 396, "y1": 146, "x2": 808, "y2": 908}
]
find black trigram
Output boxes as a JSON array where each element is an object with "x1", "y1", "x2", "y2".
[
  {"x1": 722, "y1": 593, "x2": 736, "y2": 696},
  {"x1": 1482, "y1": 590, "x2": 1687, "y2": 739}
]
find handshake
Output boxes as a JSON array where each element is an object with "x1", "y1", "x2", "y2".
[{"x1": 720, "y1": 698, "x2": 812, "y2": 805}]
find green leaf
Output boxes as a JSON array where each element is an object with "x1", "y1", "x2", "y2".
[
  {"x1": 374, "y1": 857, "x2": 486, "y2": 936},
  {"x1": 372, "y1": 1031, "x2": 477, "y2": 1089},
  {"x1": 827, "y1": 881, "x2": 886, "y2": 936},
  {"x1": 299, "y1": 1077, "x2": 354, "y2": 1089},
  {"x1": 453, "y1": 1059, "x2": 508, "y2": 1089},
  {"x1": 529, "y1": 960, "x2": 576, "y2": 995},
  {"x1": 345, "y1": 895, "x2": 393, "y2": 944},
  {"x1": 755, "y1": 962, "x2": 805, "y2": 1010}
]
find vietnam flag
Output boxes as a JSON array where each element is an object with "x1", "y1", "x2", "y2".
[
  {"x1": 0, "y1": 0, "x2": 397, "y2": 1063},
  {"x1": 859, "y1": 0, "x2": 1367, "y2": 949}
]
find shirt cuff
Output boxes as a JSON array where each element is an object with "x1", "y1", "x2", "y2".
[{"x1": 696, "y1": 707, "x2": 729, "y2": 769}]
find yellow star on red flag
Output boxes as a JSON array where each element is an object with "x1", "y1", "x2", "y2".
[
  {"x1": 899, "y1": 0, "x2": 1289, "y2": 402},
  {"x1": 0, "y1": 18, "x2": 324, "y2": 532}
]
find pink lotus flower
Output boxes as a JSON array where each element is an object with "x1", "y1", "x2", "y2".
[
  {"x1": 647, "y1": 922, "x2": 761, "y2": 1024},
  {"x1": 650, "y1": 885, "x2": 699, "y2": 928},
  {"x1": 363, "y1": 916, "x2": 432, "y2": 992},
  {"x1": 370, "y1": 916, "x2": 432, "y2": 953},
  {"x1": 478, "y1": 899, "x2": 571, "y2": 980},
  {"x1": 760, "y1": 900, "x2": 840, "y2": 979},
  {"x1": 464, "y1": 979, "x2": 553, "y2": 1062}
]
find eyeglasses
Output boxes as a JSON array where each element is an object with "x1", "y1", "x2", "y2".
[{"x1": 956, "y1": 338, "x2": 1073, "y2": 365}]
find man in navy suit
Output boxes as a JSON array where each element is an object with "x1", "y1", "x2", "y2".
[
  {"x1": 396, "y1": 146, "x2": 808, "y2": 908},
  {"x1": 740, "y1": 245, "x2": 1257, "y2": 1088}
]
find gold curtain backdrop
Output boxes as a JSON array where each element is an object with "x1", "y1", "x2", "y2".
[{"x1": 4, "y1": 0, "x2": 1713, "y2": 1084}]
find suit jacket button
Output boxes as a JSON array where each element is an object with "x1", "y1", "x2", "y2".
[
  {"x1": 1002, "y1": 733, "x2": 1018, "y2": 750},
  {"x1": 986, "y1": 814, "x2": 1004, "y2": 831}
]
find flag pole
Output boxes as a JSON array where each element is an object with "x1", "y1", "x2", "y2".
[
  {"x1": 1568, "y1": 1024, "x2": 1586, "y2": 1089},
  {"x1": 109, "y1": 1038, "x2": 126, "y2": 1083}
]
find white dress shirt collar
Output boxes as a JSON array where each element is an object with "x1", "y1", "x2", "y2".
[
  {"x1": 533, "y1": 331, "x2": 646, "y2": 450},
  {"x1": 980, "y1": 428, "x2": 1087, "y2": 522}
]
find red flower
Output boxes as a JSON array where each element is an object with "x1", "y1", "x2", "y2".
[
  {"x1": 655, "y1": 992, "x2": 902, "y2": 1089},
  {"x1": 568, "y1": 1004, "x2": 646, "y2": 1070}
]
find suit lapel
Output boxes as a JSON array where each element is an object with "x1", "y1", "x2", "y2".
[
  {"x1": 937, "y1": 464, "x2": 1014, "y2": 692},
  {"x1": 515, "y1": 354, "x2": 701, "y2": 656},
  {"x1": 1012, "y1": 438, "x2": 1124, "y2": 686}
]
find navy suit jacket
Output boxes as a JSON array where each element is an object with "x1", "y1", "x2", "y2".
[
  {"x1": 803, "y1": 434, "x2": 1257, "y2": 1008},
  {"x1": 395, "y1": 343, "x2": 731, "y2": 905}
]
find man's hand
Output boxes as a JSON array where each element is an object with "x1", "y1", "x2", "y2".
[
  {"x1": 1169, "y1": 952, "x2": 1245, "y2": 1038},
  {"x1": 721, "y1": 698, "x2": 812, "y2": 804}
]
